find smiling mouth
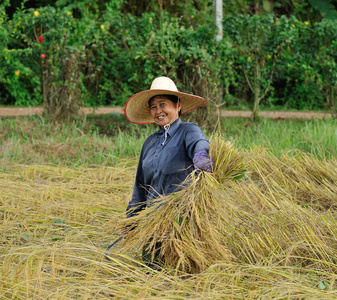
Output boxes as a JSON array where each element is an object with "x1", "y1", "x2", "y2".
[{"x1": 157, "y1": 115, "x2": 166, "y2": 120}]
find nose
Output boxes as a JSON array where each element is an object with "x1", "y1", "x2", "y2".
[{"x1": 155, "y1": 106, "x2": 162, "y2": 114}]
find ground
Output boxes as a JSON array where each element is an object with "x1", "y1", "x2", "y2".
[{"x1": 0, "y1": 106, "x2": 333, "y2": 119}]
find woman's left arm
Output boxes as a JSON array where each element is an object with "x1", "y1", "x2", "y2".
[{"x1": 184, "y1": 124, "x2": 213, "y2": 172}]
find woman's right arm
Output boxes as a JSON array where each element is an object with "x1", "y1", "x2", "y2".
[{"x1": 126, "y1": 148, "x2": 147, "y2": 218}]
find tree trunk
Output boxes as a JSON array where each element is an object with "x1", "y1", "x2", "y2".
[
  {"x1": 42, "y1": 52, "x2": 81, "y2": 121},
  {"x1": 251, "y1": 62, "x2": 260, "y2": 120}
]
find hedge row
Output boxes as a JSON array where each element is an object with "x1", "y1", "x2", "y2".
[{"x1": 1, "y1": 3, "x2": 337, "y2": 113}]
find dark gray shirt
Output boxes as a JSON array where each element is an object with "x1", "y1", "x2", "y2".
[{"x1": 126, "y1": 118, "x2": 209, "y2": 218}]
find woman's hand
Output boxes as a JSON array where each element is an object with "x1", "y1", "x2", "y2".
[{"x1": 193, "y1": 149, "x2": 214, "y2": 172}]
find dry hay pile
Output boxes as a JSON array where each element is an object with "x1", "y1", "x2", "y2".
[
  {"x1": 0, "y1": 162, "x2": 135, "y2": 298},
  {"x1": 1, "y1": 140, "x2": 337, "y2": 298},
  {"x1": 237, "y1": 147, "x2": 337, "y2": 267},
  {"x1": 118, "y1": 136, "x2": 337, "y2": 275}
]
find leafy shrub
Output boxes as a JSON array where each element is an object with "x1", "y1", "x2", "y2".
[
  {"x1": 1, "y1": 2, "x2": 337, "y2": 117},
  {"x1": 222, "y1": 14, "x2": 337, "y2": 114}
]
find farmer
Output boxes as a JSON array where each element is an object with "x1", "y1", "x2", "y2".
[{"x1": 124, "y1": 76, "x2": 213, "y2": 267}]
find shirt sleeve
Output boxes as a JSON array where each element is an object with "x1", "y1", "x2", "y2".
[
  {"x1": 126, "y1": 146, "x2": 147, "y2": 218},
  {"x1": 184, "y1": 123, "x2": 209, "y2": 159}
]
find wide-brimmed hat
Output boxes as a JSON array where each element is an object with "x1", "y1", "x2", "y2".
[{"x1": 124, "y1": 76, "x2": 205, "y2": 124}]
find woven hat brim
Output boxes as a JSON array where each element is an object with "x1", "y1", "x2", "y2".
[{"x1": 124, "y1": 89, "x2": 205, "y2": 124}]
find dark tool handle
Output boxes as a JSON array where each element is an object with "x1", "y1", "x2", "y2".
[{"x1": 105, "y1": 234, "x2": 126, "y2": 261}]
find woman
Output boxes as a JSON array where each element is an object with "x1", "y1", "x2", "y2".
[{"x1": 124, "y1": 76, "x2": 213, "y2": 267}]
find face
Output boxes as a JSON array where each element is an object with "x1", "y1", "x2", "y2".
[{"x1": 149, "y1": 96, "x2": 182, "y2": 127}]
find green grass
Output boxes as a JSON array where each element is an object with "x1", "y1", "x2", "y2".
[
  {"x1": 217, "y1": 117, "x2": 337, "y2": 159},
  {"x1": 0, "y1": 114, "x2": 154, "y2": 167},
  {"x1": 0, "y1": 114, "x2": 336, "y2": 167}
]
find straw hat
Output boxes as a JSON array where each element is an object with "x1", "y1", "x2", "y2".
[{"x1": 124, "y1": 76, "x2": 205, "y2": 124}]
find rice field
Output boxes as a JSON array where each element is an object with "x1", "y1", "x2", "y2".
[{"x1": 0, "y1": 115, "x2": 337, "y2": 299}]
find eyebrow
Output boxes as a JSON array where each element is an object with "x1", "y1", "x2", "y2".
[{"x1": 150, "y1": 99, "x2": 167, "y2": 106}]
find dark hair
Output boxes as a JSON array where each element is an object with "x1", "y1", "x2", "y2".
[{"x1": 148, "y1": 94, "x2": 182, "y2": 116}]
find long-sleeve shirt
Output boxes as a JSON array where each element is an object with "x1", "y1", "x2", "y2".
[{"x1": 126, "y1": 118, "x2": 209, "y2": 218}]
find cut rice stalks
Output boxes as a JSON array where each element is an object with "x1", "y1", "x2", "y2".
[{"x1": 114, "y1": 137, "x2": 337, "y2": 275}]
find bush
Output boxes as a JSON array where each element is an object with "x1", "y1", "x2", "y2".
[
  {"x1": 1, "y1": 2, "x2": 337, "y2": 117},
  {"x1": 221, "y1": 14, "x2": 337, "y2": 114}
]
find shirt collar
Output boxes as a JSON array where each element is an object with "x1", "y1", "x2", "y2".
[{"x1": 158, "y1": 118, "x2": 181, "y2": 137}]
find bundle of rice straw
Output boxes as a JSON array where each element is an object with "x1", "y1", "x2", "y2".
[
  {"x1": 209, "y1": 136, "x2": 246, "y2": 183},
  {"x1": 118, "y1": 136, "x2": 246, "y2": 273}
]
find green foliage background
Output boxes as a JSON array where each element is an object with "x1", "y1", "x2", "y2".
[{"x1": 1, "y1": 0, "x2": 337, "y2": 112}]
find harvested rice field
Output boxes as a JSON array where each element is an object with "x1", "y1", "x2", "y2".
[{"x1": 1, "y1": 135, "x2": 337, "y2": 299}]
